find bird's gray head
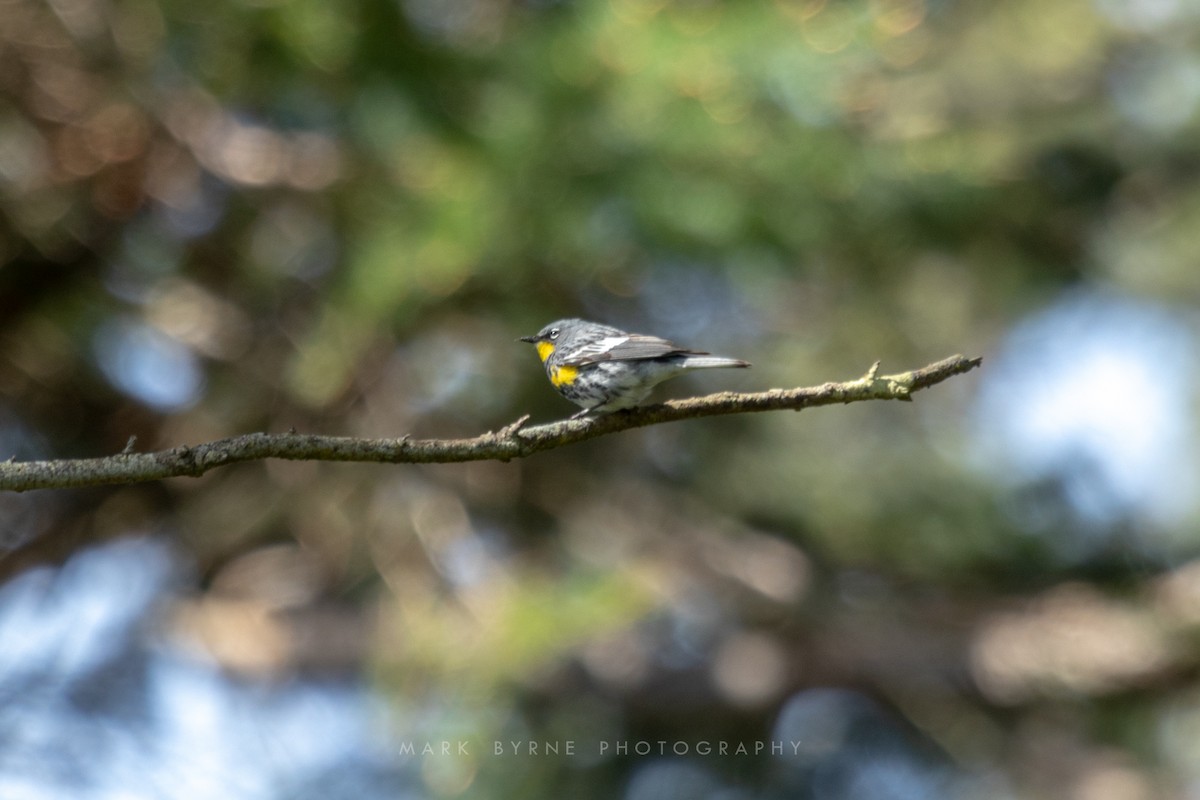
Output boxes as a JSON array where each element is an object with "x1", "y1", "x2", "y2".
[{"x1": 517, "y1": 319, "x2": 580, "y2": 345}]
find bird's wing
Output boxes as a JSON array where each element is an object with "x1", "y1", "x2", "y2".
[{"x1": 564, "y1": 333, "x2": 701, "y2": 365}]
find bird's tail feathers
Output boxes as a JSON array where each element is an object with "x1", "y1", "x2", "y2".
[{"x1": 679, "y1": 354, "x2": 751, "y2": 370}]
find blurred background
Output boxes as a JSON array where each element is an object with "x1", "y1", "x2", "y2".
[{"x1": 1, "y1": 0, "x2": 1199, "y2": 797}]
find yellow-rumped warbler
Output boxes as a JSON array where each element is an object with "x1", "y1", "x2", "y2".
[{"x1": 519, "y1": 318, "x2": 750, "y2": 418}]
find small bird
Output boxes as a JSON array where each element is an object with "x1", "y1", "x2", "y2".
[{"x1": 519, "y1": 318, "x2": 750, "y2": 418}]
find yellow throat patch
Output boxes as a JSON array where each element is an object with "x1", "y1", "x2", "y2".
[{"x1": 535, "y1": 341, "x2": 578, "y2": 386}]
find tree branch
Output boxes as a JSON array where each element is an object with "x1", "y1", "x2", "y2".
[{"x1": 0, "y1": 355, "x2": 981, "y2": 493}]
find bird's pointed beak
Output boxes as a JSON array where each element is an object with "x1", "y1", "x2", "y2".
[{"x1": 517, "y1": 334, "x2": 538, "y2": 343}]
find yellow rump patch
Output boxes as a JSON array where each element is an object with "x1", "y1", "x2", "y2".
[
  {"x1": 536, "y1": 341, "x2": 556, "y2": 363},
  {"x1": 549, "y1": 364, "x2": 579, "y2": 387}
]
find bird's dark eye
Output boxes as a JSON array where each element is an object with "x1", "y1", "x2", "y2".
[{"x1": 549, "y1": 328, "x2": 560, "y2": 340}]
